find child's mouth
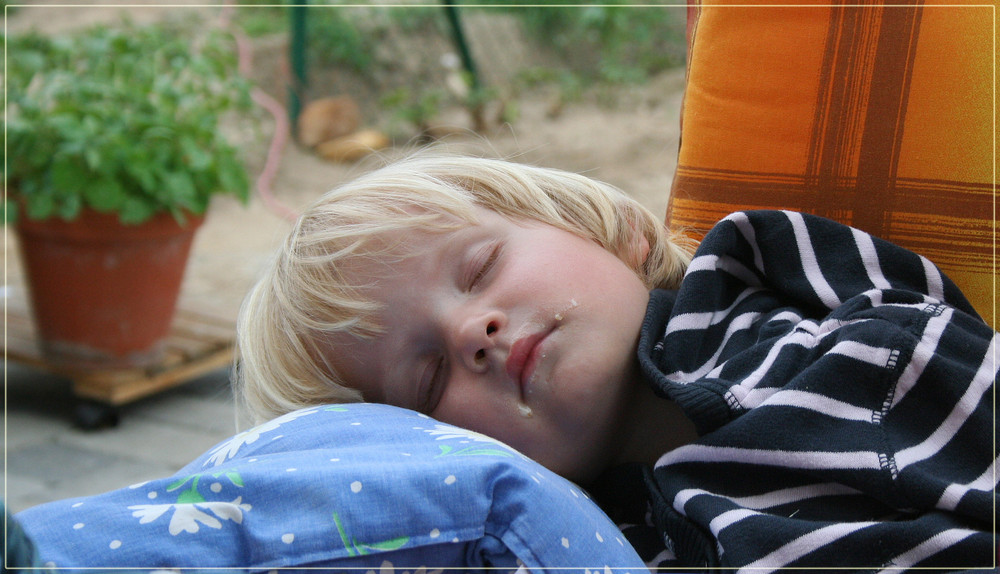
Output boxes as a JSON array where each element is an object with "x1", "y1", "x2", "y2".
[
  {"x1": 506, "y1": 329, "x2": 551, "y2": 399},
  {"x1": 507, "y1": 301, "x2": 577, "y2": 403}
]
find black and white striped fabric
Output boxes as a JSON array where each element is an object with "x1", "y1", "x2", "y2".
[{"x1": 617, "y1": 210, "x2": 997, "y2": 570}]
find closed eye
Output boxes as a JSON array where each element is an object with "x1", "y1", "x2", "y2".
[
  {"x1": 418, "y1": 356, "x2": 445, "y2": 414},
  {"x1": 469, "y1": 241, "x2": 502, "y2": 290}
]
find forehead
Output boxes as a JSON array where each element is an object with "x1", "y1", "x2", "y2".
[
  {"x1": 347, "y1": 213, "x2": 473, "y2": 282},
  {"x1": 350, "y1": 204, "x2": 535, "y2": 278}
]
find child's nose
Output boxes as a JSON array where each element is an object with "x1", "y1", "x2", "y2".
[{"x1": 452, "y1": 311, "x2": 504, "y2": 372}]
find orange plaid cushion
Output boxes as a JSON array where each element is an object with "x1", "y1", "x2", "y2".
[{"x1": 668, "y1": 0, "x2": 995, "y2": 326}]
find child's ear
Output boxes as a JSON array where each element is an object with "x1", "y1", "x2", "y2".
[{"x1": 625, "y1": 223, "x2": 651, "y2": 270}]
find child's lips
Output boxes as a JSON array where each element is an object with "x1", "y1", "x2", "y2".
[{"x1": 506, "y1": 330, "x2": 550, "y2": 398}]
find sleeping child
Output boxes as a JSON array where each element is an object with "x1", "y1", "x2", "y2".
[{"x1": 234, "y1": 152, "x2": 997, "y2": 570}]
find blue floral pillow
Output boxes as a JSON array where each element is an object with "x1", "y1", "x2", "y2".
[{"x1": 15, "y1": 403, "x2": 646, "y2": 572}]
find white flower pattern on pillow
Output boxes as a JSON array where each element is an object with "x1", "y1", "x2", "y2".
[
  {"x1": 128, "y1": 497, "x2": 251, "y2": 536},
  {"x1": 204, "y1": 407, "x2": 320, "y2": 467}
]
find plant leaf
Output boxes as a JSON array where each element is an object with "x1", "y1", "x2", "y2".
[
  {"x1": 163, "y1": 171, "x2": 197, "y2": 209},
  {"x1": 180, "y1": 136, "x2": 211, "y2": 171},
  {"x1": 54, "y1": 193, "x2": 82, "y2": 220},
  {"x1": 118, "y1": 197, "x2": 156, "y2": 225},
  {"x1": 49, "y1": 157, "x2": 88, "y2": 194},
  {"x1": 84, "y1": 176, "x2": 127, "y2": 212},
  {"x1": 24, "y1": 192, "x2": 56, "y2": 221}
]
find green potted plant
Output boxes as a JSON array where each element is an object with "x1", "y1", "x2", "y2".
[{"x1": 5, "y1": 18, "x2": 253, "y2": 370}]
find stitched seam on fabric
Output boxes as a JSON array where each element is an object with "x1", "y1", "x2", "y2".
[
  {"x1": 723, "y1": 390, "x2": 743, "y2": 413},
  {"x1": 922, "y1": 303, "x2": 945, "y2": 317}
]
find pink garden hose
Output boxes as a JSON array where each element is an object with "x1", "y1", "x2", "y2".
[{"x1": 219, "y1": 3, "x2": 301, "y2": 223}]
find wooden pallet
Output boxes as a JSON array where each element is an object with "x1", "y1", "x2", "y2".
[{"x1": 4, "y1": 294, "x2": 235, "y2": 424}]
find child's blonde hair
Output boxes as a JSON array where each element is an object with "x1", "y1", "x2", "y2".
[{"x1": 234, "y1": 153, "x2": 693, "y2": 425}]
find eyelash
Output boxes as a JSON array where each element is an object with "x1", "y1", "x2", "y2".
[
  {"x1": 419, "y1": 356, "x2": 445, "y2": 414},
  {"x1": 469, "y1": 242, "x2": 501, "y2": 290}
]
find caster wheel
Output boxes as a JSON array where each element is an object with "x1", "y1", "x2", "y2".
[{"x1": 74, "y1": 401, "x2": 120, "y2": 430}]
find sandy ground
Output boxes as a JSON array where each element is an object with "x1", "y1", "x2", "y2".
[{"x1": 4, "y1": 2, "x2": 686, "y2": 327}]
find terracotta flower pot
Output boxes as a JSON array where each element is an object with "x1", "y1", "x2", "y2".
[{"x1": 15, "y1": 209, "x2": 204, "y2": 370}]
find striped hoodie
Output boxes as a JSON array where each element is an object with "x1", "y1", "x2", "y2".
[{"x1": 600, "y1": 210, "x2": 997, "y2": 571}]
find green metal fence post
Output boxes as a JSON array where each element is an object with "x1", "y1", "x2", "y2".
[
  {"x1": 289, "y1": 2, "x2": 309, "y2": 138},
  {"x1": 442, "y1": 0, "x2": 481, "y2": 91}
]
